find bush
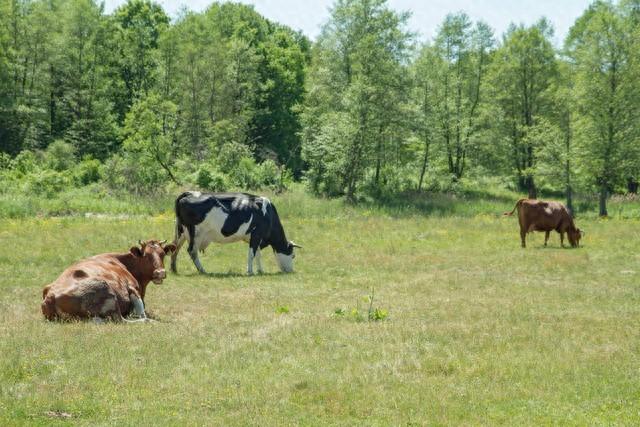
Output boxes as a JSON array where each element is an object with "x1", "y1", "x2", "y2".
[
  {"x1": 0, "y1": 153, "x2": 11, "y2": 170},
  {"x1": 217, "y1": 142, "x2": 253, "y2": 175},
  {"x1": 25, "y1": 169, "x2": 72, "y2": 198},
  {"x1": 230, "y1": 156, "x2": 260, "y2": 189},
  {"x1": 11, "y1": 151, "x2": 39, "y2": 175},
  {"x1": 103, "y1": 154, "x2": 166, "y2": 194},
  {"x1": 45, "y1": 140, "x2": 76, "y2": 171},
  {"x1": 73, "y1": 158, "x2": 102, "y2": 186},
  {"x1": 256, "y1": 159, "x2": 281, "y2": 188},
  {"x1": 195, "y1": 165, "x2": 228, "y2": 191}
]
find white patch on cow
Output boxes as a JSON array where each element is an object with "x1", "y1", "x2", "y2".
[
  {"x1": 195, "y1": 208, "x2": 253, "y2": 248},
  {"x1": 275, "y1": 252, "x2": 294, "y2": 273},
  {"x1": 255, "y1": 249, "x2": 264, "y2": 273},
  {"x1": 100, "y1": 298, "x2": 117, "y2": 315},
  {"x1": 261, "y1": 197, "x2": 270, "y2": 216},
  {"x1": 130, "y1": 295, "x2": 146, "y2": 319},
  {"x1": 232, "y1": 197, "x2": 250, "y2": 210},
  {"x1": 191, "y1": 191, "x2": 202, "y2": 198},
  {"x1": 247, "y1": 247, "x2": 255, "y2": 275}
]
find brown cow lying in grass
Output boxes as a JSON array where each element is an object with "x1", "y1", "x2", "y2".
[
  {"x1": 504, "y1": 199, "x2": 583, "y2": 248},
  {"x1": 41, "y1": 240, "x2": 176, "y2": 322}
]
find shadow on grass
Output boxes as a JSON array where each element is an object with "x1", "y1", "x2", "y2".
[
  {"x1": 357, "y1": 189, "x2": 517, "y2": 218},
  {"x1": 173, "y1": 271, "x2": 285, "y2": 279}
]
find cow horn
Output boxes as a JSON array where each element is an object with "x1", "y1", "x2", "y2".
[
  {"x1": 291, "y1": 241, "x2": 303, "y2": 249},
  {"x1": 160, "y1": 240, "x2": 167, "y2": 246},
  {"x1": 138, "y1": 240, "x2": 144, "y2": 247}
]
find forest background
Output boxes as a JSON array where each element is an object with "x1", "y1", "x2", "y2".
[{"x1": 2, "y1": 0, "x2": 640, "y2": 217}]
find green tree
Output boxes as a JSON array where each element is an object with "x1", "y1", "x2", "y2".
[
  {"x1": 488, "y1": 19, "x2": 558, "y2": 198},
  {"x1": 112, "y1": 0, "x2": 169, "y2": 121},
  {"x1": 429, "y1": 13, "x2": 493, "y2": 180},
  {"x1": 567, "y1": 1, "x2": 640, "y2": 216},
  {"x1": 122, "y1": 92, "x2": 179, "y2": 185},
  {"x1": 302, "y1": 0, "x2": 412, "y2": 199}
]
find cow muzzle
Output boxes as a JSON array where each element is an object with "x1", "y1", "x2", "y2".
[{"x1": 152, "y1": 269, "x2": 166, "y2": 284}]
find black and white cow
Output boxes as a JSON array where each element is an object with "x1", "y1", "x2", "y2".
[{"x1": 171, "y1": 191, "x2": 301, "y2": 275}]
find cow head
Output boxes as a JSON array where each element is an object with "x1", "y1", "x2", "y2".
[
  {"x1": 274, "y1": 241, "x2": 302, "y2": 273},
  {"x1": 567, "y1": 228, "x2": 583, "y2": 248},
  {"x1": 130, "y1": 240, "x2": 177, "y2": 284}
]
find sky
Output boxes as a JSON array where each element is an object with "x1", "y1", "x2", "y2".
[{"x1": 103, "y1": 0, "x2": 594, "y2": 45}]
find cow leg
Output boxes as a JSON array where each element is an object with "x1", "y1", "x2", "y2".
[
  {"x1": 120, "y1": 293, "x2": 151, "y2": 323},
  {"x1": 247, "y1": 247, "x2": 255, "y2": 275},
  {"x1": 520, "y1": 229, "x2": 527, "y2": 248},
  {"x1": 255, "y1": 249, "x2": 264, "y2": 274},
  {"x1": 544, "y1": 231, "x2": 550, "y2": 247},
  {"x1": 185, "y1": 225, "x2": 206, "y2": 274},
  {"x1": 189, "y1": 249, "x2": 206, "y2": 274},
  {"x1": 171, "y1": 232, "x2": 187, "y2": 274},
  {"x1": 187, "y1": 237, "x2": 206, "y2": 274},
  {"x1": 560, "y1": 232, "x2": 565, "y2": 248},
  {"x1": 247, "y1": 234, "x2": 263, "y2": 275},
  {"x1": 130, "y1": 294, "x2": 146, "y2": 319}
]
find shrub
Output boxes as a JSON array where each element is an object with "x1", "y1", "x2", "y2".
[
  {"x1": 0, "y1": 153, "x2": 11, "y2": 170},
  {"x1": 256, "y1": 159, "x2": 281, "y2": 188},
  {"x1": 25, "y1": 169, "x2": 72, "y2": 198},
  {"x1": 230, "y1": 156, "x2": 260, "y2": 189},
  {"x1": 217, "y1": 142, "x2": 253, "y2": 175},
  {"x1": 45, "y1": 140, "x2": 76, "y2": 171},
  {"x1": 11, "y1": 151, "x2": 39, "y2": 175},
  {"x1": 103, "y1": 154, "x2": 166, "y2": 194},
  {"x1": 195, "y1": 165, "x2": 228, "y2": 192},
  {"x1": 73, "y1": 158, "x2": 102, "y2": 186}
]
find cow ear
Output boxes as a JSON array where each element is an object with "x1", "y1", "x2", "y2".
[
  {"x1": 130, "y1": 246, "x2": 143, "y2": 257},
  {"x1": 163, "y1": 243, "x2": 177, "y2": 255}
]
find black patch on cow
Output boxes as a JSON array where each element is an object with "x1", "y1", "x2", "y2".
[{"x1": 72, "y1": 270, "x2": 88, "y2": 279}]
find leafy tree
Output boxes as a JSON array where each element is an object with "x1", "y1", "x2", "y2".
[
  {"x1": 111, "y1": 0, "x2": 169, "y2": 121},
  {"x1": 488, "y1": 19, "x2": 558, "y2": 199},
  {"x1": 254, "y1": 25, "x2": 308, "y2": 175},
  {"x1": 567, "y1": 0, "x2": 640, "y2": 216},
  {"x1": 428, "y1": 13, "x2": 493, "y2": 180},
  {"x1": 301, "y1": 0, "x2": 412, "y2": 199},
  {"x1": 122, "y1": 92, "x2": 179, "y2": 185}
]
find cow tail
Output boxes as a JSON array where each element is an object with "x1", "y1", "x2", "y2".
[
  {"x1": 504, "y1": 199, "x2": 526, "y2": 216},
  {"x1": 174, "y1": 192, "x2": 192, "y2": 243}
]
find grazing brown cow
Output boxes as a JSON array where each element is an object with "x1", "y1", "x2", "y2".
[
  {"x1": 41, "y1": 240, "x2": 176, "y2": 322},
  {"x1": 504, "y1": 199, "x2": 583, "y2": 248}
]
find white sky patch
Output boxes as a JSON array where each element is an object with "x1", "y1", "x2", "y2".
[{"x1": 103, "y1": 0, "x2": 592, "y2": 45}]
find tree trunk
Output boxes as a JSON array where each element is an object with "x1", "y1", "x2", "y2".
[
  {"x1": 599, "y1": 186, "x2": 608, "y2": 217},
  {"x1": 526, "y1": 176, "x2": 537, "y2": 199},
  {"x1": 566, "y1": 185, "x2": 574, "y2": 217},
  {"x1": 374, "y1": 131, "x2": 382, "y2": 187},
  {"x1": 417, "y1": 137, "x2": 429, "y2": 192},
  {"x1": 627, "y1": 177, "x2": 638, "y2": 194}
]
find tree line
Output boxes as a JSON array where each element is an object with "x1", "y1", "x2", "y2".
[{"x1": 1, "y1": 0, "x2": 639, "y2": 216}]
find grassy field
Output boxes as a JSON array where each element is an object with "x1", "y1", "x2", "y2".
[{"x1": 1, "y1": 190, "x2": 639, "y2": 425}]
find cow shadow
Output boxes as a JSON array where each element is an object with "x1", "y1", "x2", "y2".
[{"x1": 173, "y1": 271, "x2": 285, "y2": 279}]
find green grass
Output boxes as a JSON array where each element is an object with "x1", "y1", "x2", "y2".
[{"x1": 1, "y1": 190, "x2": 639, "y2": 425}]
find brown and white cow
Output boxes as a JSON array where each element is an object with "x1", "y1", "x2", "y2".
[
  {"x1": 504, "y1": 199, "x2": 583, "y2": 248},
  {"x1": 41, "y1": 240, "x2": 176, "y2": 322}
]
